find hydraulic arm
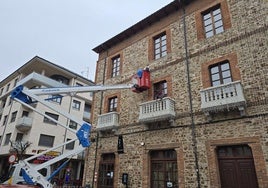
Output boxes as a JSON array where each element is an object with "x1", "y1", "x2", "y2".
[{"x1": 9, "y1": 68, "x2": 150, "y2": 188}]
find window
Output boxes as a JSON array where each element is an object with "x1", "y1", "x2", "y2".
[
  {"x1": 150, "y1": 149, "x2": 178, "y2": 188},
  {"x1": 108, "y1": 97, "x2": 118, "y2": 112},
  {"x1": 84, "y1": 103, "x2": 91, "y2": 120},
  {"x1": 1, "y1": 98, "x2": 7, "y2": 108},
  {"x1": 72, "y1": 100, "x2": 81, "y2": 110},
  {"x1": 196, "y1": 1, "x2": 231, "y2": 40},
  {"x1": 48, "y1": 94, "x2": 62, "y2": 104},
  {"x1": 201, "y1": 53, "x2": 240, "y2": 88},
  {"x1": 15, "y1": 133, "x2": 23, "y2": 142},
  {"x1": 10, "y1": 111, "x2": 17, "y2": 123},
  {"x1": 111, "y1": 56, "x2": 120, "y2": 77},
  {"x1": 154, "y1": 81, "x2": 167, "y2": 99},
  {"x1": 84, "y1": 103, "x2": 91, "y2": 113},
  {"x1": 8, "y1": 98, "x2": 12, "y2": 106},
  {"x1": 210, "y1": 61, "x2": 232, "y2": 86},
  {"x1": 4, "y1": 133, "x2": 11, "y2": 145},
  {"x1": 14, "y1": 78, "x2": 18, "y2": 87},
  {"x1": 69, "y1": 120, "x2": 78, "y2": 130},
  {"x1": 43, "y1": 112, "x2": 59, "y2": 125},
  {"x1": 6, "y1": 83, "x2": 10, "y2": 92},
  {"x1": 0, "y1": 88, "x2": 3, "y2": 96},
  {"x1": 38, "y1": 134, "x2": 54, "y2": 147},
  {"x1": 22, "y1": 111, "x2": 29, "y2": 117},
  {"x1": 3, "y1": 115, "x2": 8, "y2": 126},
  {"x1": 154, "y1": 33, "x2": 167, "y2": 59},
  {"x1": 50, "y1": 75, "x2": 69, "y2": 85},
  {"x1": 217, "y1": 145, "x2": 253, "y2": 158},
  {"x1": 75, "y1": 82, "x2": 83, "y2": 86},
  {"x1": 203, "y1": 6, "x2": 224, "y2": 38},
  {"x1": 66, "y1": 138, "x2": 75, "y2": 150}
]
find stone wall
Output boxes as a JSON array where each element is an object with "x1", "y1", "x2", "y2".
[{"x1": 84, "y1": 0, "x2": 268, "y2": 187}]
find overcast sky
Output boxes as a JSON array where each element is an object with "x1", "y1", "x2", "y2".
[{"x1": 0, "y1": 0, "x2": 172, "y2": 82}]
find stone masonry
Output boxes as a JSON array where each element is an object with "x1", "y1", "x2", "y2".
[{"x1": 84, "y1": 0, "x2": 268, "y2": 187}]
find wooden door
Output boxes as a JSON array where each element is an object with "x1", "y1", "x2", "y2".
[{"x1": 217, "y1": 145, "x2": 258, "y2": 188}]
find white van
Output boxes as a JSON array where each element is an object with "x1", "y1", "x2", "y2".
[{"x1": 1, "y1": 163, "x2": 51, "y2": 186}]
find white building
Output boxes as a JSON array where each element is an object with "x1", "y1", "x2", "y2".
[{"x1": 0, "y1": 56, "x2": 94, "y2": 186}]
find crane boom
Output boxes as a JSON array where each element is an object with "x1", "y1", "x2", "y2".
[{"x1": 7, "y1": 68, "x2": 150, "y2": 188}]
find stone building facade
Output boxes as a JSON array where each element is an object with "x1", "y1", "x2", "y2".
[{"x1": 84, "y1": 0, "x2": 268, "y2": 187}]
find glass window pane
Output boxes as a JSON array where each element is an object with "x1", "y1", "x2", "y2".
[
  {"x1": 152, "y1": 181, "x2": 158, "y2": 188},
  {"x1": 203, "y1": 13, "x2": 211, "y2": 20},
  {"x1": 159, "y1": 181, "x2": 164, "y2": 187},
  {"x1": 213, "y1": 8, "x2": 221, "y2": 16},
  {"x1": 158, "y1": 172, "x2": 164, "y2": 180},
  {"x1": 222, "y1": 71, "x2": 231, "y2": 78},
  {"x1": 214, "y1": 14, "x2": 222, "y2": 21},
  {"x1": 221, "y1": 63, "x2": 230, "y2": 71},
  {"x1": 155, "y1": 43, "x2": 160, "y2": 49},
  {"x1": 161, "y1": 35, "x2": 166, "y2": 40},
  {"x1": 212, "y1": 80, "x2": 221, "y2": 86},
  {"x1": 215, "y1": 20, "x2": 223, "y2": 28},
  {"x1": 204, "y1": 18, "x2": 212, "y2": 26},
  {"x1": 244, "y1": 146, "x2": 253, "y2": 156},
  {"x1": 211, "y1": 66, "x2": 219, "y2": 74},
  {"x1": 155, "y1": 38, "x2": 160, "y2": 43},
  {"x1": 205, "y1": 24, "x2": 213, "y2": 32},
  {"x1": 206, "y1": 31, "x2": 214, "y2": 38},
  {"x1": 212, "y1": 74, "x2": 220, "y2": 81},
  {"x1": 216, "y1": 26, "x2": 224, "y2": 34},
  {"x1": 223, "y1": 78, "x2": 232, "y2": 84},
  {"x1": 155, "y1": 54, "x2": 160, "y2": 59}
]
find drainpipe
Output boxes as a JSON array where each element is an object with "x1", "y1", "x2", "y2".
[
  {"x1": 91, "y1": 48, "x2": 108, "y2": 188},
  {"x1": 180, "y1": 1, "x2": 201, "y2": 187}
]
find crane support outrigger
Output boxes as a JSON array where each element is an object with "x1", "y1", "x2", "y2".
[{"x1": 7, "y1": 68, "x2": 150, "y2": 188}]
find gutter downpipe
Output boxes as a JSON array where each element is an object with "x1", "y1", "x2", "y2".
[
  {"x1": 91, "y1": 48, "x2": 108, "y2": 188},
  {"x1": 180, "y1": 1, "x2": 201, "y2": 187}
]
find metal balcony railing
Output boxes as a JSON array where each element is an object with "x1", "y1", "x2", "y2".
[
  {"x1": 139, "y1": 97, "x2": 175, "y2": 123},
  {"x1": 200, "y1": 81, "x2": 246, "y2": 115},
  {"x1": 96, "y1": 111, "x2": 119, "y2": 131},
  {"x1": 16, "y1": 116, "x2": 33, "y2": 132}
]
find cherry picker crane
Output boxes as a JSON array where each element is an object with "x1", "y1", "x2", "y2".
[{"x1": 4, "y1": 68, "x2": 150, "y2": 188}]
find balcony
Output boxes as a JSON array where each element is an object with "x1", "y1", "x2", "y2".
[
  {"x1": 96, "y1": 112, "x2": 119, "y2": 131},
  {"x1": 200, "y1": 81, "x2": 246, "y2": 116},
  {"x1": 16, "y1": 116, "x2": 33, "y2": 132},
  {"x1": 139, "y1": 97, "x2": 176, "y2": 123},
  {"x1": 83, "y1": 111, "x2": 91, "y2": 121}
]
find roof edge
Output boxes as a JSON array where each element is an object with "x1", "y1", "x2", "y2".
[{"x1": 92, "y1": 0, "x2": 181, "y2": 53}]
